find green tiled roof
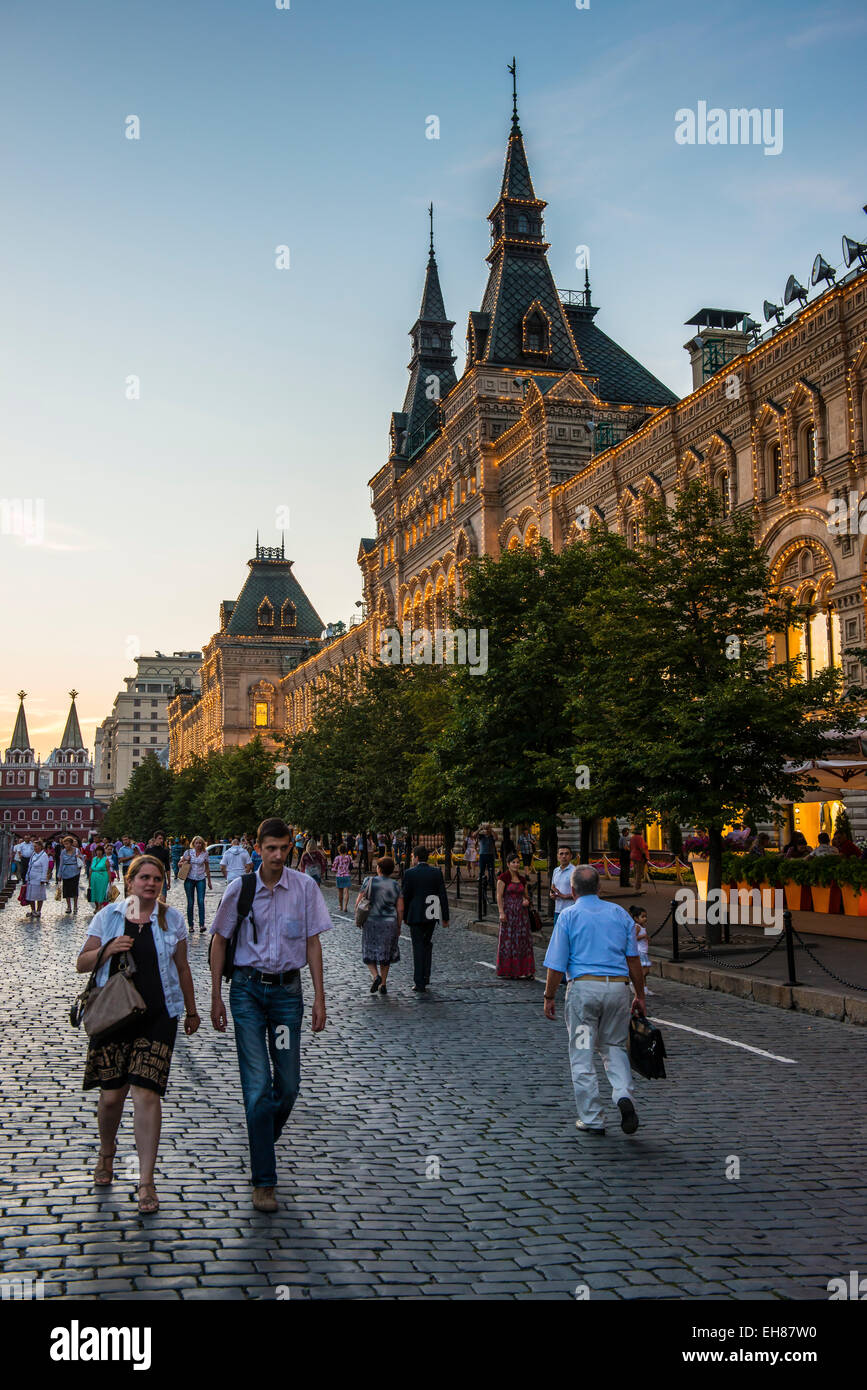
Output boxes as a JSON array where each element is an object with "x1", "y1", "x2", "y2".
[
  {"x1": 563, "y1": 308, "x2": 678, "y2": 406},
  {"x1": 481, "y1": 255, "x2": 582, "y2": 371},
  {"x1": 226, "y1": 557, "x2": 323, "y2": 639},
  {"x1": 500, "y1": 127, "x2": 536, "y2": 201},
  {"x1": 59, "y1": 695, "x2": 85, "y2": 750},
  {"x1": 9, "y1": 696, "x2": 31, "y2": 751}
]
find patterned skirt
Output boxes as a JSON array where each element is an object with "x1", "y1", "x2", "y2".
[
  {"x1": 361, "y1": 916, "x2": 401, "y2": 965},
  {"x1": 83, "y1": 1012, "x2": 178, "y2": 1097}
]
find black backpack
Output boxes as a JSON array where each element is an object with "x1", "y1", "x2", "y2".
[{"x1": 208, "y1": 873, "x2": 257, "y2": 981}]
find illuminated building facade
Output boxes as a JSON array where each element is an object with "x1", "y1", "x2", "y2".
[{"x1": 167, "y1": 540, "x2": 323, "y2": 768}]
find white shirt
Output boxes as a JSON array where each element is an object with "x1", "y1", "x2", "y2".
[
  {"x1": 26, "y1": 850, "x2": 49, "y2": 883},
  {"x1": 551, "y1": 864, "x2": 575, "y2": 915},
  {"x1": 221, "y1": 844, "x2": 252, "y2": 880},
  {"x1": 183, "y1": 849, "x2": 209, "y2": 881},
  {"x1": 18, "y1": 841, "x2": 35, "y2": 859}
]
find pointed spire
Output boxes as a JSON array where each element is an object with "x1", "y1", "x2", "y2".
[
  {"x1": 469, "y1": 77, "x2": 582, "y2": 373},
  {"x1": 396, "y1": 208, "x2": 457, "y2": 462},
  {"x1": 418, "y1": 206, "x2": 448, "y2": 322},
  {"x1": 59, "y1": 690, "x2": 84, "y2": 751},
  {"x1": 9, "y1": 691, "x2": 31, "y2": 751},
  {"x1": 508, "y1": 57, "x2": 519, "y2": 130}
]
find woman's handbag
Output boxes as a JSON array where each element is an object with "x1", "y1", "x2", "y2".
[
  {"x1": 106, "y1": 883, "x2": 120, "y2": 903},
  {"x1": 18, "y1": 883, "x2": 28, "y2": 906},
  {"x1": 528, "y1": 906, "x2": 543, "y2": 935},
  {"x1": 355, "y1": 878, "x2": 372, "y2": 927},
  {"x1": 70, "y1": 942, "x2": 147, "y2": 1041},
  {"x1": 178, "y1": 857, "x2": 191, "y2": 881},
  {"x1": 55, "y1": 883, "x2": 63, "y2": 901}
]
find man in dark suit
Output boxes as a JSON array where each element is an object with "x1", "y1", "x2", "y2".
[{"x1": 400, "y1": 846, "x2": 450, "y2": 993}]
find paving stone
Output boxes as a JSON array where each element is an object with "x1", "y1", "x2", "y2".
[{"x1": 1, "y1": 880, "x2": 865, "y2": 1300}]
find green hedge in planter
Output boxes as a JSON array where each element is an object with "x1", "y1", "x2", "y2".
[{"x1": 826, "y1": 856, "x2": 867, "y2": 889}]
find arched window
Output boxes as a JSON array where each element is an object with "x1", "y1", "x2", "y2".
[
  {"x1": 766, "y1": 443, "x2": 782, "y2": 496},
  {"x1": 717, "y1": 470, "x2": 730, "y2": 517},
  {"x1": 522, "y1": 303, "x2": 550, "y2": 356},
  {"x1": 799, "y1": 423, "x2": 818, "y2": 480},
  {"x1": 280, "y1": 599, "x2": 297, "y2": 629},
  {"x1": 517, "y1": 214, "x2": 529, "y2": 234},
  {"x1": 257, "y1": 598, "x2": 274, "y2": 628}
]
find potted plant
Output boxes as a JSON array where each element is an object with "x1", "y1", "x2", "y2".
[
  {"x1": 809, "y1": 854, "x2": 840, "y2": 914},
  {"x1": 834, "y1": 856, "x2": 867, "y2": 917},
  {"x1": 778, "y1": 856, "x2": 813, "y2": 912}
]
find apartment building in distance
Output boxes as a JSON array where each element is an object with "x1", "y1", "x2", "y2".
[{"x1": 94, "y1": 652, "x2": 201, "y2": 801}]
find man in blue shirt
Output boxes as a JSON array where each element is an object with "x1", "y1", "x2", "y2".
[{"x1": 543, "y1": 864, "x2": 646, "y2": 1136}]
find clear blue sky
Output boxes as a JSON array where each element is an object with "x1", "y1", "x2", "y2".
[{"x1": 1, "y1": 0, "x2": 865, "y2": 753}]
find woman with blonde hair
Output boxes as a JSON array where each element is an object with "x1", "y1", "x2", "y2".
[
  {"x1": 76, "y1": 854, "x2": 200, "y2": 1213},
  {"x1": 298, "y1": 837, "x2": 327, "y2": 886},
  {"x1": 179, "y1": 835, "x2": 212, "y2": 933}
]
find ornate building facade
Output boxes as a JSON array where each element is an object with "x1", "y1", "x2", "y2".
[
  {"x1": 167, "y1": 540, "x2": 324, "y2": 767},
  {"x1": 1, "y1": 692, "x2": 103, "y2": 839},
  {"x1": 175, "y1": 87, "x2": 867, "y2": 838},
  {"x1": 95, "y1": 651, "x2": 202, "y2": 799}
]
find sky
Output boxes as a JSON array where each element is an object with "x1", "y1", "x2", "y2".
[{"x1": 1, "y1": 0, "x2": 866, "y2": 756}]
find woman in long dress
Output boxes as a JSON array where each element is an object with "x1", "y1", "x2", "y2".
[
  {"x1": 89, "y1": 846, "x2": 112, "y2": 913},
  {"x1": 25, "y1": 839, "x2": 50, "y2": 920},
  {"x1": 495, "y1": 852, "x2": 535, "y2": 979},
  {"x1": 356, "y1": 856, "x2": 403, "y2": 996}
]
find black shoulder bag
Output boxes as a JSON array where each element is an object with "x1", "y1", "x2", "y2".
[{"x1": 208, "y1": 873, "x2": 258, "y2": 981}]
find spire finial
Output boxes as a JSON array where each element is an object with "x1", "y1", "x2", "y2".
[
  {"x1": 428, "y1": 202, "x2": 434, "y2": 259},
  {"x1": 508, "y1": 57, "x2": 519, "y2": 128},
  {"x1": 256, "y1": 529, "x2": 260, "y2": 558},
  {"x1": 69, "y1": 689, "x2": 78, "y2": 702},
  {"x1": 17, "y1": 690, "x2": 26, "y2": 703}
]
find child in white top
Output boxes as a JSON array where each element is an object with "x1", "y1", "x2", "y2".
[{"x1": 629, "y1": 904, "x2": 653, "y2": 996}]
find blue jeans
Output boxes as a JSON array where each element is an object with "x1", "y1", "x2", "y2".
[
  {"x1": 184, "y1": 876, "x2": 206, "y2": 928},
  {"x1": 229, "y1": 971, "x2": 304, "y2": 1187}
]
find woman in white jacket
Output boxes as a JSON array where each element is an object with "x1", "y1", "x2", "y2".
[{"x1": 25, "y1": 839, "x2": 50, "y2": 920}]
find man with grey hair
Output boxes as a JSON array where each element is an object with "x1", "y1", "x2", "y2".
[{"x1": 542, "y1": 864, "x2": 646, "y2": 1136}]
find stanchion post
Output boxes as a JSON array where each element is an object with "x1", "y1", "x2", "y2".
[
  {"x1": 536, "y1": 867, "x2": 542, "y2": 914},
  {"x1": 670, "y1": 897, "x2": 679, "y2": 962},
  {"x1": 783, "y1": 908, "x2": 799, "y2": 986},
  {"x1": 455, "y1": 863, "x2": 461, "y2": 901}
]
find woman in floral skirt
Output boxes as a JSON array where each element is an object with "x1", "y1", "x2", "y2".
[{"x1": 495, "y1": 852, "x2": 535, "y2": 979}]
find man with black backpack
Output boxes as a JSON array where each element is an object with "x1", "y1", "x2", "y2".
[{"x1": 209, "y1": 817, "x2": 331, "y2": 1212}]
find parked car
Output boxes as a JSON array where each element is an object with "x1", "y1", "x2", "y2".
[{"x1": 206, "y1": 842, "x2": 231, "y2": 875}]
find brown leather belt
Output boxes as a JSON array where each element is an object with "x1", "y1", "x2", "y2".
[{"x1": 572, "y1": 974, "x2": 629, "y2": 983}]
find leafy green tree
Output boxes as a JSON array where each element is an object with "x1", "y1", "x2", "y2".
[
  {"x1": 570, "y1": 482, "x2": 856, "y2": 938},
  {"x1": 438, "y1": 536, "x2": 628, "y2": 866},
  {"x1": 100, "y1": 753, "x2": 173, "y2": 842},
  {"x1": 201, "y1": 737, "x2": 279, "y2": 838},
  {"x1": 163, "y1": 754, "x2": 213, "y2": 838}
]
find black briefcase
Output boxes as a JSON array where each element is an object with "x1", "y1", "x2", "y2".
[{"x1": 629, "y1": 1012, "x2": 667, "y2": 1079}]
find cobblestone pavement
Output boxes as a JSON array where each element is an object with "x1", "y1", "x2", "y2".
[{"x1": 1, "y1": 877, "x2": 866, "y2": 1301}]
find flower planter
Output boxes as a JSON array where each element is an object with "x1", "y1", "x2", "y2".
[
  {"x1": 840, "y1": 884, "x2": 867, "y2": 917},
  {"x1": 783, "y1": 882, "x2": 812, "y2": 912},
  {"x1": 692, "y1": 859, "x2": 709, "y2": 902},
  {"x1": 811, "y1": 885, "x2": 832, "y2": 914}
]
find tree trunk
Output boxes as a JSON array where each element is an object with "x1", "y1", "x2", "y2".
[
  {"x1": 579, "y1": 817, "x2": 592, "y2": 864},
  {"x1": 443, "y1": 820, "x2": 454, "y2": 881},
  {"x1": 706, "y1": 823, "x2": 724, "y2": 945}
]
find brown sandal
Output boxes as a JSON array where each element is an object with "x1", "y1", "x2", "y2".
[
  {"x1": 93, "y1": 1146, "x2": 116, "y2": 1185},
  {"x1": 136, "y1": 1182, "x2": 159, "y2": 1214}
]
